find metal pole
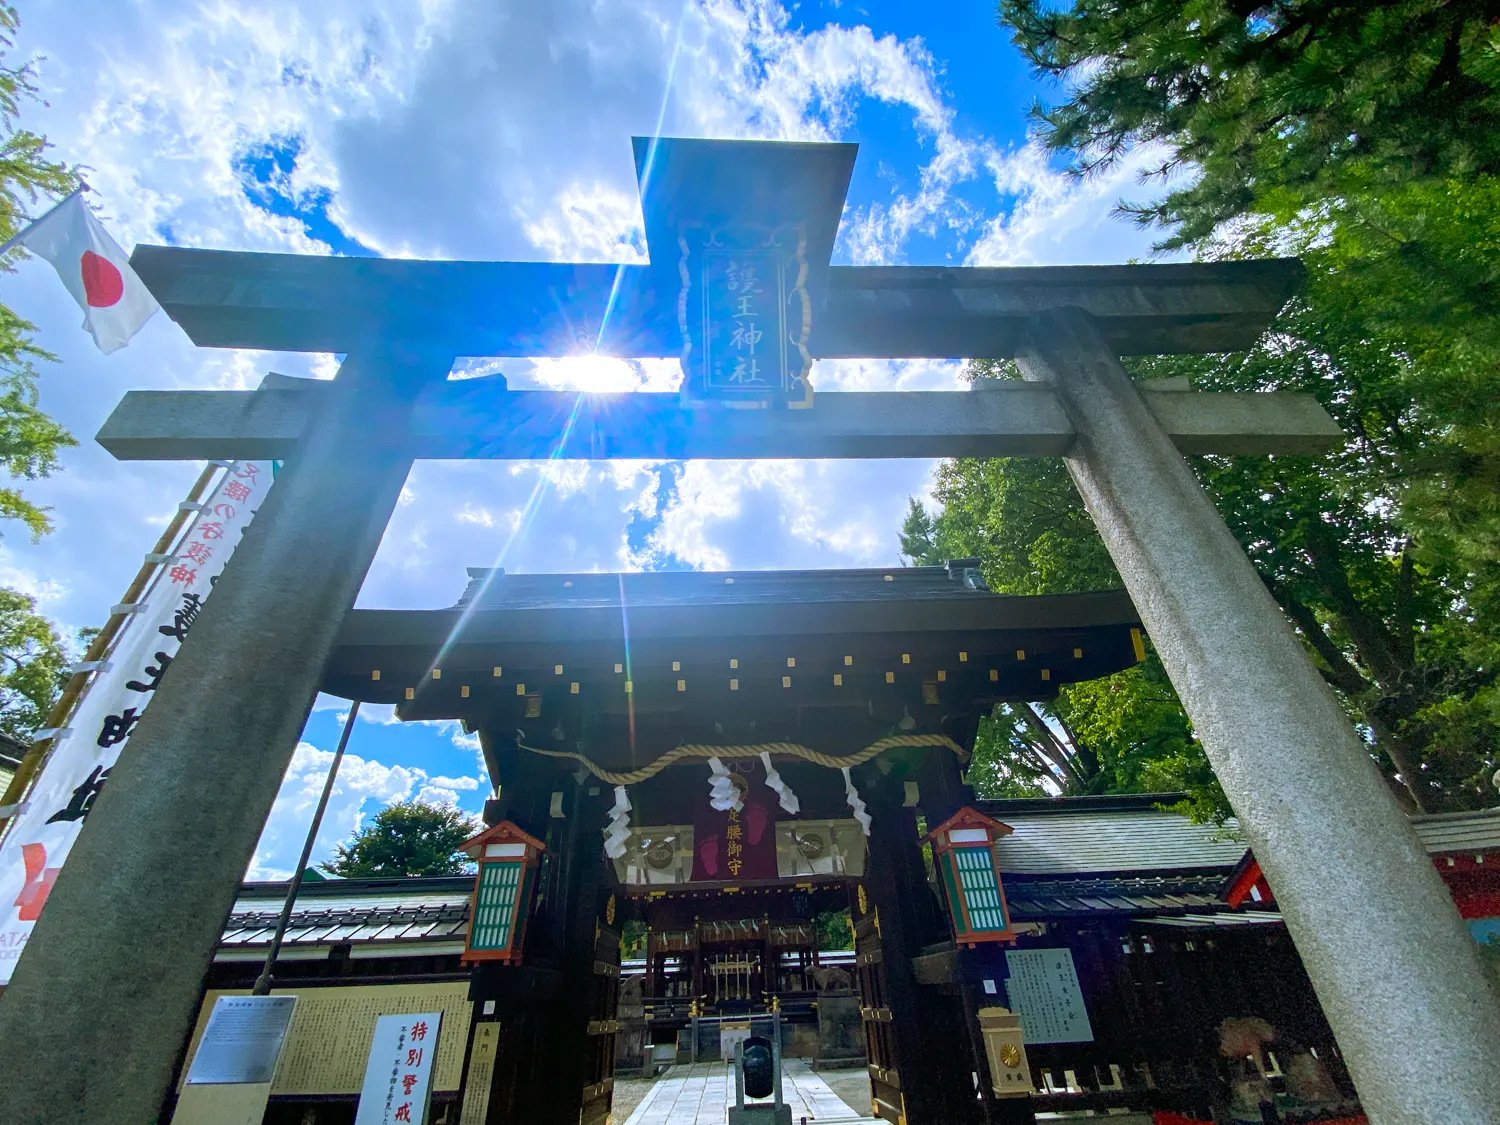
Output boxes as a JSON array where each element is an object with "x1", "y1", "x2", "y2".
[
  {"x1": 734, "y1": 1037, "x2": 745, "y2": 1110},
  {"x1": 772, "y1": 1007, "x2": 783, "y2": 1109},
  {"x1": 252, "y1": 700, "x2": 360, "y2": 996},
  {"x1": 0, "y1": 461, "x2": 222, "y2": 832}
]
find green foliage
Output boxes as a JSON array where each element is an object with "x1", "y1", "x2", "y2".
[
  {"x1": 1000, "y1": 0, "x2": 1500, "y2": 250},
  {"x1": 915, "y1": 305, "x2": 1500, "y2": 814},
  {"x1": 0, "y1": 585, "x2": 64, "y2": 743},
  {"x1": 620, "y1": 918, "x2": 648, "y2": 960},
  {"x1": 813, "y1": 908, "x2": 853, "y2": 951},
  {"x1": 321, "y1": 801, "x2": 480, "y2": 879},
  {"x1": 999, "y1": 0, "x2": 1500, "y2": 591},
  {"x1": 897, "y1": 497, "x2": 946, "y2": 567},
  {"x1": 980, "y1": 0, "x2": 1500, "y2": 815},
  {"x1": 0, "y1": 6, "x2": 76, "y2": 540}
]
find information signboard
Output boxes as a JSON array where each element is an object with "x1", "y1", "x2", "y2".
[
  {"x1": 1003, "y1": 948, "x2": 1094, "y2": 1044},
  {"x1": 185, "y1": 995, "x2": 297, "y2": 1085}
]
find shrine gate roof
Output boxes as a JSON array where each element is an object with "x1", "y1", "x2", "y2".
[{"x1": 322, "y1": 563, "x2": 1144, "y2": 719}]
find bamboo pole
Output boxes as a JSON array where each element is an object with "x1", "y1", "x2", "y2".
[{"x1": 0, "y1": 462, "x2": 223, "y2": 831}]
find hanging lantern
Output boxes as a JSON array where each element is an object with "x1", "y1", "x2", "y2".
[
  {"x1": 459, "y1": 821, "x2": 546, "y2": 964},
  {"x1": 927, "y1": 807, "x2": 1016, "y2": 946}
]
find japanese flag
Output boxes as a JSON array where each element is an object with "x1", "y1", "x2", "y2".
[{"x1": 18, "y1": 191, "x2": 158, "y2": 354}]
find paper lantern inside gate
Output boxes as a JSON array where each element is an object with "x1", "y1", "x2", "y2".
[
  {"x1": 928, "y1": 807, "x2": 1016, "y2": 946},
  {"x1": 459, "y1": 821, "x2": 545, "y2": 964}
]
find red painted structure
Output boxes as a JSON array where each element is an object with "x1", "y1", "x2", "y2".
[{"x1": 1229, "y1": 837, "x2": 1500, "y2": 920}]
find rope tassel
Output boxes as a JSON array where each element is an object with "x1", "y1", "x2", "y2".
[
  {"x1": 512, "y1": 733, "x2": 966, "y2": 786},
  {"x1": 760, "y1": 751, "x2": 800, "y2": 815}
]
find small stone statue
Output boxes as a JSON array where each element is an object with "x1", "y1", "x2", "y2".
[{"x1": 810, "y1": 965, "x2": 851, "y2": 992}]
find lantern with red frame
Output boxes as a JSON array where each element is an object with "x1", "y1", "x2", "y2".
[
  {"x1": 928, "y1": 807, "x2": 1016, "y2": 945},
  {"x1": 459, "y1": 821, "x2": 546, "y2": 964}
]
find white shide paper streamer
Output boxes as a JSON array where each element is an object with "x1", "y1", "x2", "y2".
[
  {"x1": 759, "y1": 751, "x2": 800, "y2": 815},
  {"x1": 707, "y1": 756, "x2": 742, "y2": 812},
  {"x1": 603, "y1": 785, "x2": 632, "y2": 859},
  {"x1": 841, "y1": 767, "x2": 872, "y2": 836}
]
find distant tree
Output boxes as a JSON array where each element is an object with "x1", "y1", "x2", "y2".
[
  {"x1": 814, "y1": 908, "x2": 853, "y2": 951},
  {"x1": 321, "y1": 801, "x2": 479, "y2": 878},
  {"x1": 897, "y1": 498, "x2": 946, "y2": 566},
  {"x1": 916, "y1": 326, "x2": 1500, "y2": 818},
  {"x1": 0, "y1": 585, "x2": 64, "y2": 743},
  {"x1": 0, "y1": 5, "x2": 77, "y2": 539},
  {"x1": 620, "y1": 918, "x2": 647, "y2": 960}
]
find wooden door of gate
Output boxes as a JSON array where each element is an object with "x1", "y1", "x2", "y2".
[
  {"x1": 581, "y1": 921, "x2": 621, "y2": 1125},
  {"x1": 853, "y1": 909, "x2": 903, "y2": 1122}
]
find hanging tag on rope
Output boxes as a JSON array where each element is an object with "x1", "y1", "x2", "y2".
[
  {"x1": 603, "y1": 785, "x2": 632, "y2": 859},
  {"x1": 759, "y1": 751, "x2": 800, "y2": 815},
  {"x1": 842, "y1": 766, "x2": 872, "y2": 836},
  {"x1": 707, "y1": 756, "x2": 742, "y2": 812}
]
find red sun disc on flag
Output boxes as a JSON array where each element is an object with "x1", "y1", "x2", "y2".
[{"x1": 79, "y1": 250, "x2": 124, "y2": 308}]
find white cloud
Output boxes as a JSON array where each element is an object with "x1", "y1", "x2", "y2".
[
  {"x1": 428, "y1": 774, "x2": 480, "y2": 790},
  {"x1": 4, "y1": 0, "x2": 1168, "y2": 637},
  {"x1": 246, "y1": 740, "x2": 420, "y2": 880},
  {"x1": 415, "y1": 783, "x2": 464, "y2": 807},
  {"x1": 635, "y1": 457, "x2": 936, "y2": 571},
  {"x1": 3, "y1": 0, "x2": 1183, "y2": 876},
  {"x1": 966, "y1": 141, "x2": 1183, "y2": 267},
  {"x1": 247, "y1": 739, "x2": 486, "y2": 879}
]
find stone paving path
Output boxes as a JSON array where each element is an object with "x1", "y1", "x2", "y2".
[{"x1": 619, "y1": 1059, "x2": 876, "y2": 1125}]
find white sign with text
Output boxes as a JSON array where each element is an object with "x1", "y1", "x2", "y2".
[
  {"x1": 1004, "y1": 947, "x2": 1094, "y2": 1044},
  {"x1": 186, "y1": 995, "x2": 298, "y2": 1085},
  {"x1": 355, "y1": 1011, "x2": 443, "y2": 1125}
]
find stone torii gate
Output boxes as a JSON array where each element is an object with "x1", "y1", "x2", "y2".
[{"x1": 1, "y1": 138, "x2": 1495, "y2": 1125}]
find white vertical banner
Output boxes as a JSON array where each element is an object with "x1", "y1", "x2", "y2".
[
  {"x1": 355, "y1": 1012, "x2": 443, "y2": 1125},
  {"x1": 0, "y1": 461, "x2": 274, "y2": 980}
]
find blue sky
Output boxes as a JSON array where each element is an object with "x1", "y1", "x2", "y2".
[{"x1": 2, "y1": 0, "x2": 1171, "y2": 878}]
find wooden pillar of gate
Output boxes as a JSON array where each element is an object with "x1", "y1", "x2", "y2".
[
  {"x1": 856, "y1": 767, "x2": 979, "y2": 1125},
  {"x1": 469, "y1": 751, "x2": 616, "y2": 1125}
]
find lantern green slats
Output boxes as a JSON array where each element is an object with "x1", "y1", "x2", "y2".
[
  {"x1": 953, "y1": 846, "x2": 1008, "y2": 932},
  {"x1": 458, "y1": 819, "x2": 546, "y2": 963},
  {"x1": 470, "y1": 861, "x2": 527, "y2": 952}
]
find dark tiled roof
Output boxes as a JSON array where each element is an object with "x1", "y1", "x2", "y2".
[
  {"x1": 0, "y1": 730, "x2": 28, "y2": 769},
  {"x1": 1004, "y1": 873, "x2": 1233, "y2": 920},
  {"x1": 217, "y1": 876, "x2": 473, "y2": 959},
  {"x1": 1411, "y1": 807, "x2": 1500, "y2": 854},
  {"x1": 454, "y1": 561, "x2": 998, "y2": 611},
  {"x1": 982, "y1": 797, "x2": 1246, "y2": 876}
]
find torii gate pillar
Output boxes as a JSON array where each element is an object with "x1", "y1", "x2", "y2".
[
  {"x1": 0, "y1": 344, "x2": 453, "y2": 1125},
  {"x1": 1018, "y1": 305, "x2": 1500, "y2": 1125}
]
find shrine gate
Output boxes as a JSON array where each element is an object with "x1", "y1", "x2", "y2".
[{"x1": 0, "y1": 138, "x2": 1495, "y2": 1125}]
